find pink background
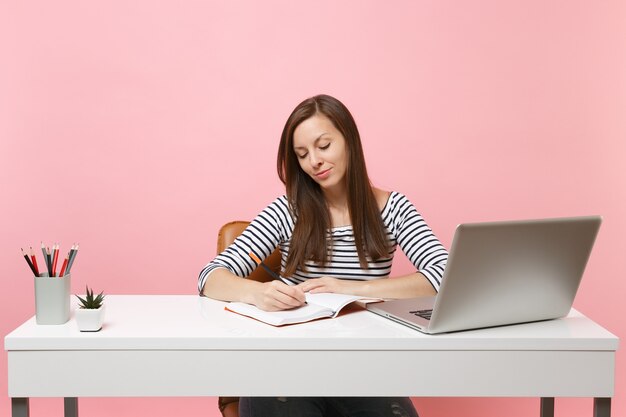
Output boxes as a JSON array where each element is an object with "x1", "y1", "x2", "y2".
[{"x1": 1, "y1": 1, "x2": 624, "y2": 416}]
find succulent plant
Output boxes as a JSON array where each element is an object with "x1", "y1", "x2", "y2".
[{"x1": 75, "y1": 286, "x2": 105, "y2": 309}]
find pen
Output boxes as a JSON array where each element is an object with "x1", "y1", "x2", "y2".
[
  {"x1": 21, "y1": 248, "x2": 38, "y2": 276},
  {"x1": 248, "y1": 252, "x2": 281, "y2": 281},
  {"x1": 248, "y1": 252, "x2": 304, "y2": 304}
]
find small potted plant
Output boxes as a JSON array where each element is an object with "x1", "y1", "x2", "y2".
[{"x1": 75, "y1": 286, "x2": 105, "y2": 332}]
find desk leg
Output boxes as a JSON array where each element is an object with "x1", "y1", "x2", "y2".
[
  {"x1": 594, "y1": 398, "x2": 611, "y2": 417},
  {"x1": 11, "y1": 398, "x2": 29, "y2": 417},
  {"x1": 540, "y1": 397, "x2": 554, "y2": 417},
  {"x1": 64, "y1": 397, "x2": 78, "y2": 417}
]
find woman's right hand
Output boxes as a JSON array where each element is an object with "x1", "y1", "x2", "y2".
[{"x1": 252, "y1": 280, "x2": 307, "y2": 311}]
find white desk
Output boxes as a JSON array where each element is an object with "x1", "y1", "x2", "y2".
[{"x1": 5, "y1": 295, "x2": 619, "y2": 417}]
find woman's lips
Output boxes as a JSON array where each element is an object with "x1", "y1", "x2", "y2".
[{"x1": 315, "y1": 168, "x2": 331, "y2": 179}]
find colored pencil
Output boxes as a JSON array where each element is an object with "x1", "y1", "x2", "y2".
[
  {"x1": 21, "y1": 248, "x2": 38, "y2": 276},
  {"x1": 48, "y1": 247, "x2": 53, "y2": 276},
  {"x1": 51, "y1": 243, "x2": 59, "y2": 277},
  {"x1": 66, "y1": 244, "x2": 79, "y2": 274},
  {"x1": 59, "y1": 255, "x2": 69, "y2": 277},
  {"x1": 41, "y1": 242, "x2": 51, "y2": 276},
  {"x1": 29, "y1": 247, "x2": 40, "y2": 276},
  {"x1": 45, "y1": 246, "x2": 53, "y2": 276}
]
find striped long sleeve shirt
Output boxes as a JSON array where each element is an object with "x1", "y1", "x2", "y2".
[{"x1": 198, "y1": 191, "x2": 448, "y2": 293}]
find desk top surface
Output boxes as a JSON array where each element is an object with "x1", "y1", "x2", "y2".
[{"x1": 4, "y1": 295, "x2": 619, "y2": 352}]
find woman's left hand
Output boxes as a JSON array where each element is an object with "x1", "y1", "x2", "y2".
[{"x1": 297, "y1": 277, "x2": 357, "y2": 294}]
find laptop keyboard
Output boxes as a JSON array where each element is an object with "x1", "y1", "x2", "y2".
[{"x1": 409, "y1": 309, "x2": 433, "y2": 320}]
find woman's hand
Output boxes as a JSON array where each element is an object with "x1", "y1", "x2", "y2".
[
  {"x1": 297, "y1": 276, "x2": 357, "y2": 294},
  {"x1": 252, "y1": 280, "x2": 307, "y2": 311}
]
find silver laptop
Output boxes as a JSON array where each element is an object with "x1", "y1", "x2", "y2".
[{"x1": 367, "y1": 216, "x2": 601, "y2": 334}]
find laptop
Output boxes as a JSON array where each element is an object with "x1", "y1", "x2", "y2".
[{"x1": 367, "y1": 216, "x2": 601, "y2": 334}]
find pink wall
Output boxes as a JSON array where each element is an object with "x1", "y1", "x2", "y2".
[{"x1": 1, "y1": 1, "x2": 624, "y2": 416}]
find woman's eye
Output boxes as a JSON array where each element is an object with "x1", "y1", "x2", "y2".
[
  {"x1": 320, "y1": 143, "x2": 330, "y2": 150},
  {"x1": 297, "y1": 153, "x2": 308, "y2": 159}
]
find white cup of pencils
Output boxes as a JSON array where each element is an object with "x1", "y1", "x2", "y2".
[{"x1": 22, "y1": 243, "x2": 79, "y2": 325}]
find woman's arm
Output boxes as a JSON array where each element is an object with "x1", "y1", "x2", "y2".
[
  {"x1": 198, "y1": 197, "x2": 306, "y2": 311},
  {"x1": 297, "y1": 273, "x2": 436, "y2": 299},
  {"x1": 390, "y1": 193, "x2": 448, "y2": 291}
]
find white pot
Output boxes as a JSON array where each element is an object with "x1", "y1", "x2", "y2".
[{"x1": 75, "y1": 305, "x2": 105, "y2": 332}]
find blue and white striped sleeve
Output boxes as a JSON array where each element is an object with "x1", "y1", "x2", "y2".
[
  {"x1": 391, "y1": 193, "x2": 448, "y2": 291},
  {"x1": 197, "y1": 196, "x2": 291, "y2": 293}
]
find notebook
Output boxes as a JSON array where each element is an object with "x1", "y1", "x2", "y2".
[
  {"x1": 226, "y1": 292, "x2": 381, "y2": 326},
  {"x1": 367, "y1": 216, "x2": 601, "y2": 334}
]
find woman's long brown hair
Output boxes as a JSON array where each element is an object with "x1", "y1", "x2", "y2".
[{"x1": 277, "y1": 94, "x2": 389, "y2": 276}]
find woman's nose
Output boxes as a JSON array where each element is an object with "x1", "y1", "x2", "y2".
[{"x1": 309, "y1": 152, "x2": 323, "y2": 167}]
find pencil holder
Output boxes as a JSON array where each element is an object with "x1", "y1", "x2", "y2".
[{"x1": 34, "y1": 273, "x2": 71, "y2": 325}]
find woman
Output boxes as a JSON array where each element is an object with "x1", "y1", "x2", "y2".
[{"x1": 199, "y1": 94, "x2": 448, "y2": 417}]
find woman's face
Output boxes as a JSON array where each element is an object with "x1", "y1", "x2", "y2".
[{"x1": 292, "y1": 114, "x2": 348, "y2": 194}]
